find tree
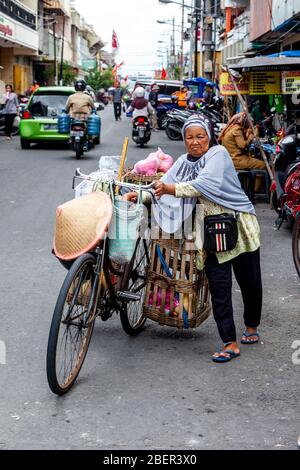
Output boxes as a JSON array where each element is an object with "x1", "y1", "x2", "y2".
[
  {"x1": 60, "y1": 62, "x2": 77, "y2": 85},
  {"x1": 85, "y1": 68, "x2": 115, "y2": 91}
]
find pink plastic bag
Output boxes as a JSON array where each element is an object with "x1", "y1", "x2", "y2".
[{"x1": 132, "y1": 148, "x2": 174, "y2": 176}]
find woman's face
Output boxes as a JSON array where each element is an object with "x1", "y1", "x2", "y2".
[
  {"x1": 6, "y1": 85, "x2": 12, "y2": 92},
  {"x1": 185, "y1": 126, "x2": 210, "y2": 157}
]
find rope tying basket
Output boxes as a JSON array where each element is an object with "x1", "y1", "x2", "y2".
[{"x1": 143, "y1": 233, "x2": 211, "y2": 329}]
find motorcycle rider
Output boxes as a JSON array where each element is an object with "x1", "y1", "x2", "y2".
[
  {"x1": 65, "y1": 79, "x2": 95, "y2": 120},
  {"x1": 126, "y1": 86, "x2": 155, "y2": 122}
]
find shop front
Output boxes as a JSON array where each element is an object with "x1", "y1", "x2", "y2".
[{"x1": 0, "y1": 6, "x2": 38, "y2": 95}]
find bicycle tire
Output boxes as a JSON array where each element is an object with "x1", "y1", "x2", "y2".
[
  {"x1": 120, "y1": 238, "x2": 151, "y2": 336},
  {"x1": 292, "y1": 213, "x2": 300, "y2": 278},
  {"x1": 47, "y1": 253, "x2": 97, "y2": 395}
]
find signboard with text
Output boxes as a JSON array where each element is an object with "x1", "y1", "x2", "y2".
[
  {"x1": 282, "y1": 71, "x2": 300, "y2": 94},
  {"x1": 0, "y1": 15, "x2": 14, "y2": 38},
  {"x1": 249, "y1": 71, "x2": 281, "y2": 95},
  {"x1": 220, "y1": 72, "x2": 250, "y2": 96}
]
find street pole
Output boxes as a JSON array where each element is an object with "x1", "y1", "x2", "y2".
[
  {"x1": 53, "y1": 19, "x2": 57, "y2": 86},
  {"x1": 194, "y1": 0, "x2": 201, "y2": 77},
  {"x1": 180, "y1": 0, "x2": 185, "y2": 80},
  {"x1": 59, "y1": 14, "x2": 65, "y2": 86},
  {"x1": 199, "y1": 0, "x2": 204, "y2": 77},
  {"x1": 203, "y1": 0, "x2": 213, "y2": 80}
]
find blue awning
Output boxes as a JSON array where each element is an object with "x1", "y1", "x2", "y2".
[
  {"x1": 272, "y1": 18, "x2": 300, "y2": 34},
  {"x1": 267, "y1": 51, "x2": 300, "y2": 58}
]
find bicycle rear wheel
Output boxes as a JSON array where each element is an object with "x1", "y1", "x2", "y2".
[
  {"x1": 47, "y1": 253, "x2": 97, "y2": 395},
  {"x1": 120, "y1": 237, "x2": 151, "y2": 335},
  {"x1": 292, "y1": 214, "x2": 300, "y2": 278}
]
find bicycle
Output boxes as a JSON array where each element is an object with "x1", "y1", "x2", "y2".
[{"x1": 46, "y1": 170, "x2": 154, "y2": 395}]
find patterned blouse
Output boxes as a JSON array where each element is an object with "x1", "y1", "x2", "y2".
[{"x1": 175, "y1": 182, "x2": 260, "y2": 270}]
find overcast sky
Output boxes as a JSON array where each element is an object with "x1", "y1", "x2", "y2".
[{"x1": 75, "y1": 0, "x2": 192, "y2": 76}]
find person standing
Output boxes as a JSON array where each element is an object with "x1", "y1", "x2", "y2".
[
  {"x1": 2, "y1": 84, "x2": 19, "y2": 141},
  {"x1": 149, "y1": 83, "x2": 159, "y2": 130},
  {"x1": 112, "y1": 84, "x2": 123, "y2": 121}
]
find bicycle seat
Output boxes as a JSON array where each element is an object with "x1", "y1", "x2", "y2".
[{"x1": 53, "y1": 191, "x2": 113, "y2": 261}]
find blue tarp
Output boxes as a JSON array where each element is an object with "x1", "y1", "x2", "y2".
[{"x1": 267, "y1": 51, "x2": 300, "y2": 58}]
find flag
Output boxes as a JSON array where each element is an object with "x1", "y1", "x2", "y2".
[
  {"x1": 161, "y1": 67, "x2": 167, "y2": 80},
  {"x1": 112, "y1": 30, "x2": 119, "y2": 53}
]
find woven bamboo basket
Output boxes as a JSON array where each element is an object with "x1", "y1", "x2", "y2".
[
  {"x1": 122, "y1": 168, "x2": 164, "y2": 185},
  {"x1": 143, "y1": 234, "x2": 211, "y2": 329}
]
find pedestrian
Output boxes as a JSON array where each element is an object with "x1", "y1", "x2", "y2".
[
  {"x1": 149, "y1": 83, "x2": 159, "y2": 130},
  {"x1": 172, "y1": 86, "x2": 189, "y2": 108},
  {"x1": 201, "y1": 82, "x2": 215, "y2": 105},
  {"x1": 112, "y1": 84, "x2": 123, "y2": 121},
  {"x1": 219, "y1": 111, "x2": 266, "y2": 191},
  {"x1": 30, "y1": 80, "x2": 39, "y2": 95},
  {"x1": 2, "y1": 84, "x2": 19, "y2": 141},
  {"x1": 124, "y1": 114, "x2": 263, "y2": 363}
]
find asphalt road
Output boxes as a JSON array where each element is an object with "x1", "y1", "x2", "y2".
[{"x1": 0, "y1": 105, "x2": 299, "y2": 450}]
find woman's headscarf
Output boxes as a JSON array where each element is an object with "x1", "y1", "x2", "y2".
[
  {"x1": 219, "y1": 111, "x2": 251, "y2": 141},
  {"x1": 181, "y1": 114, "x2": 216, "y2": 147}
]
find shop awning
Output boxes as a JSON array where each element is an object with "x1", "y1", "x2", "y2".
[{"x1": 229, "y1": 55, "x2": 300, "y2": 72}]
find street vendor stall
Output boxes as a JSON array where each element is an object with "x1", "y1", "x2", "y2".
[{"x1": 221, "y1": 52, "x2": 300, "y2": 125}]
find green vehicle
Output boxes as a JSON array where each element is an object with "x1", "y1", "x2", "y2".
[{"x1": 19, "y1": 86, "x2": 75, "y2": 149}]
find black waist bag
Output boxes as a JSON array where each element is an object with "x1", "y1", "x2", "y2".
[{"x1": 204, "y1": 213, "x2": 239, "y2": 253}]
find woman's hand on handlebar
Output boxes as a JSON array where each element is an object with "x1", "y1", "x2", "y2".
[
  {"x1": 122, "y1": 191, "x2": 138, "y2": 202},
  {"x1": 154, "y1": 182, "x2": 175, "y2": 200}
]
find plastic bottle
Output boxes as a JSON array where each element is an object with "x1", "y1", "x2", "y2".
[{"x1": 57, "y1": 109, "x2": 71, "y2": 134}]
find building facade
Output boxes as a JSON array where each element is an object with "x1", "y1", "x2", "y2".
[{"x1": 0, "y1": 0, "x2": 39, "y2": 94}]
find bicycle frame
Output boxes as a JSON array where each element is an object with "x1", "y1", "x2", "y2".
[{"x1": 72, "y1": 169, "x2": 154, "y2": 325}]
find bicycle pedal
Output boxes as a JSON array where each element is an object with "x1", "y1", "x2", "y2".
[{"x1": 116, "y1": 291, "x2": 141, "y2": 302}]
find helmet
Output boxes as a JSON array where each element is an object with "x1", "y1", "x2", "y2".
[
  {"x1": 135, "y1": 86, "x2": 145, "y2": 98},
  {"x1": 206, "y1": 81, "x2": 214, "y2": 88},
  {"x1": 74, "y1": 79, "x2": 87, "y2": 92}
]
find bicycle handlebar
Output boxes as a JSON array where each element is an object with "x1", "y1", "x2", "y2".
[{"x1": 75, "y1": 168, "x2": 156, "y2": 192}]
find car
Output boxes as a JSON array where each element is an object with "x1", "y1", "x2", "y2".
[{"x1": 19, "y1": 86, "x2": 75, "y2": 149}]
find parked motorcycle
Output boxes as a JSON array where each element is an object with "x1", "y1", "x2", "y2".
[
  {"x1": 132, "y1": 116, "x2": 151, "y2": 147},
  {"x1": 271, "y1": 134, "x2": 300, "y2": 223}
]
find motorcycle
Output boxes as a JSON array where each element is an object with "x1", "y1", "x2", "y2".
[
  {"x1": 132, "y1": 116, "x2": 151, "y2": 147},
  {"x1": 271, "y1": 133, "x2": 300, "y2": 224},
  {"x1": 70, "y1": 119, "x2": 90, "y2": 159}
]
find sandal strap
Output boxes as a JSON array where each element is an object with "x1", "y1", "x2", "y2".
[{"x1": 242, "y1": 331, "x2": 259, "y2": 337}]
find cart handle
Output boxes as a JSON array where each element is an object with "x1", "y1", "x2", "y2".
[{"x1": 75, "y1": 168, "x2": 156, "y2": 192}]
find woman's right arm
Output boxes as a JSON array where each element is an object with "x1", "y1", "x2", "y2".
[{"x1": 233, "y1": 127, "x2": 253, "y2": 150}]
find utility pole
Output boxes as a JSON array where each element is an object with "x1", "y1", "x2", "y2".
[
  {"x1": 203, "y1": 0, "x2": 213, "y2": 80},
  {"x1": 180, "y1": 0, "x2": 185, "y2": 80},
  {"x1": 52, "y1": 18, "x2": 57, "y2": 86},
  {"x1": 194, "y1": 0, "x2": 201, "y2": 77},
  {"x1": 59, "y1": 14, "x2": 66, "y2": 86}
]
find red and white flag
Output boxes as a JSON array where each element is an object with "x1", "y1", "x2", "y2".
[{"x1": 112, "y1": 30, "x2": 119, "y2": 53}]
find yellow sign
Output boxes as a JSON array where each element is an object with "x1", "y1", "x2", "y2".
[
  {"x1": 220, "y1": 72, "x2": 249, "y2": 96},
  {"x1": 249, "y1": 71, "x2": 281, "y2": 95},
  {"x1": 282, "y1": 71, "x2": 300, "y2": 94}
]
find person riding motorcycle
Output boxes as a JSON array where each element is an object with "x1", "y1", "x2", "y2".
[
  {"x1": 65, "y1": 79, "x2": 95, "y2": 120},
  {"x1": 126, "y1": 86, "x2": 155, "y2": 121}
]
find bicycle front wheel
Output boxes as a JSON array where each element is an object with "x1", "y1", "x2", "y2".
[
  {"x1": 120, "y1": 237, "x2": 151, "y2": 335},
  {"x1": 47, "y1": 253, "x2": 97, "y2": 395}
]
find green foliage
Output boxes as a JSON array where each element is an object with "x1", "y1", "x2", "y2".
[
  {"x1": 85, "y1": 68, "x2": 115, "y2": 91},
  {"x1": 60, "y1": 62, "x2": 77, "y2": 85}
]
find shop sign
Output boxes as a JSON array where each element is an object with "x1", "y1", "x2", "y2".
[
  {"x1": 282, "y1": 71, "x2": 300, "y2": 94},
  {"x1": 219, "y1": 72, "x2": 250, "y2": 95},
  {"x1": 0, "y1": 15, "x2": 14, "y2": 37},
  {"x1": 82, "y1": 59, "x2": 97, "y2": 71},
  {"x1": 249, "y1": 71, "x2": 281, "y2": 95}
]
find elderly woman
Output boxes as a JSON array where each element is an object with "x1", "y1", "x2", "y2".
[{"x1": 125, "y1": 115, "x2": 263, "y2": 363}]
